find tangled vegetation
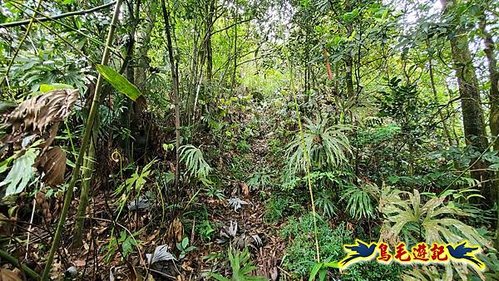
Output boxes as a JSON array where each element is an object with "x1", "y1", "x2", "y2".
[{"x1": 0, "y1": 0, "x2": 498, "y2": 280}]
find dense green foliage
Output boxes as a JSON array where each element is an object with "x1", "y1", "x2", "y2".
[{"x1": 0, "y1": 0, "x2": 498, "y2": 280}]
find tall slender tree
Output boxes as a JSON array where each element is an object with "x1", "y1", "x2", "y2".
[
  {"x1": 441, "y1": 0, "x2": 491, "y2": 202},
  {"x1": 161, "y1": 0, "x2": 181, "y2": 191},
  {"x1": 478, "y1": 0, "x2": 499, "y2": 249}
]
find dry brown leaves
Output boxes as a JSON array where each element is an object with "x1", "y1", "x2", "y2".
[
  {"x1": 34, "y1": 146, "x2": 66, "y2": 186},
  {"x1": 168, "y1": 218, "x2": 183, "y2": 243},
  {"x1": 1, "y1": 89, "x2": 78, "y2": 186},
  {"x1": 6, "y1": 89, "x2": 78, "y2": 135},
  {"x1": 0, "y1": 268, "x2": 22, "y2": 281},
  {"x1": 240, "y1": 182, "x2": 250, "y2": 197}
]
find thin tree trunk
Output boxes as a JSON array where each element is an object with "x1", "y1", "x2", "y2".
[
  {"x1": 426, "y1": 39, "x2": 453, "y2": 146},
  {"x1": 231, "y1": 11, "x2": 238, "y2": 91},
  {"x1": 478, "y1": 4, "x2": 499, "y2": 249},
  {"x1": 135, "y1": 10, "x2": 155, "y2": 89},
  {"x1": 344, "y1": 2, "x2": 354, "y2": 98},
  {"x1": 205, "y1": 0, "x2": 215, "y2": 82},
  {"x1": 122, "y1": 0, "x2": 140, "y2": 162},
  {"x1": 345, "y1": 54, "x2": 354, "y2": 97},
  {"x1": 445, "y1": 83, "x2": 461, "y2": 146},
  {"x1": 72, "y1": 134, "x2": 96, "y2": 247},
  {"x1": 161, "y1": 0, "x2": 181, "y2": 191}
]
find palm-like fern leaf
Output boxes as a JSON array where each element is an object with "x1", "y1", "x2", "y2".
[
  {"x1": 179, "y1": 144, "x2": 212, "y2": 182},
  {"x1": 379, "y1": 188, "x2": 489, "y2": 246},
  {"x1": 286, "y1": 117, "x2": 351, "y2": 175}
]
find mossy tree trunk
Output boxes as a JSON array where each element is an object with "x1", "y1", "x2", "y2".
[
  {"x1": 478, "y1": 2, "x2": 499, "y2": 250},
  {"x1": 441, "y1": 0, "x2": 491, "y2": 203}
]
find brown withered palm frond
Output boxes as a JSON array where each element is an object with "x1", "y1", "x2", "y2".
[
  {"x1": 2, "y1": 89, "x2": 78, "y2": 149},
  {"x1": 1, "y1": 89, "x2": 78, "y2": 187}
]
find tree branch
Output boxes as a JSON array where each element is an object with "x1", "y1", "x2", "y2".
[{"x1": 0, "y1": 1, "x2": 116, "y2": 28}]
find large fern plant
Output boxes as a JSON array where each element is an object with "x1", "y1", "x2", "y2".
[
  {"x1": 285, "y1": 116, "x2": 351, "y2": 176},
  {"x1": 379, "y1": 187, "x2": 489, "y2": 246}
]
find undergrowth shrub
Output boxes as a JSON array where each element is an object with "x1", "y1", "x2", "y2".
[
  {"x1": 281, "y1": 213, "x2": 402, "y2": 280},
  {"x1": 264, "y1": 194, "x2": 303, "y2": 223}
]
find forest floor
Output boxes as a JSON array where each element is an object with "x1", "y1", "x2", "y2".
[
  {"x1": 57, "y1": 116, "x2": 287, "y2": 280},
  {"x1": 59, "y1": 189, "x2": 285, "y2": 280}
]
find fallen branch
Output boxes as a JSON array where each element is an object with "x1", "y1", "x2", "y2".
[{"x1": 0, "y1": 1, "x2": 116, "y2": 28}]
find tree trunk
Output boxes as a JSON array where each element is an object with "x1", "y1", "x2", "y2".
[
  {"x1": 426, "y1": 39, "x2": 453, "y2": 146},
  {"x1": 344, "y1": 2, "x2": 354, "y2": 98},
  {"x1": 205, "y1": 0, "x2": 215, "y2": 82},
  {"x1": 478, "y1": 4, "x2": 499, "y2": 250},
  {"x1": 161, "y1": 0, "x2": 181, "y2": 191},
  {"x1": 441, "y1": 0, "x2": 491, "y2": 203}
]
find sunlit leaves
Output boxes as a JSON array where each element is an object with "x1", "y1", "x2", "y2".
[
  {"x1": 379, "y1": 187, "x2": 489, "y2": 246},
  {"x1": 39, "y1": 83, "x2": 74, "y2": 93}
]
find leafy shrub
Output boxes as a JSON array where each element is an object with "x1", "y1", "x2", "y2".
[
  {"x1": 341, "y1": 183, "x2": 379, "y2": 220},
  {"x1": 264, "y1": 195, "x2": 302, "y2": 223},
  {"x1": 280, "y1": 214, "x2": 351, "y2": 278},
  {"x1": 344, "y1": 261, "x2": 403, "y2": 281},
  {"x1": 197, "y1": 219, "x2": 216, "y2": 241},
  {"x1": 379, "y1": 187, "x2": 489, "y2": 246},
  {"x1": 356, "y1": 124, "x2": 401, "y2": 146},
  {"x1": 315, "y1": 189, "x2": 337, "y2": 218},
  {"x1": 180, "y1": 144, "x2": 212, "y2": 185}
]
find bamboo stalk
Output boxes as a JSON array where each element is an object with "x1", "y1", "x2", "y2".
[
  {"x1": 0, "y1": 249, "x2": 40, "y2": 280},
  {"x1": 40, "y1": 1, "x2": 123, "y2": 279}
]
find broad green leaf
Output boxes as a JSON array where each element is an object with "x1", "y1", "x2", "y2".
[
  {"x1": 323, "y1": 261, "x2": 339, "y2": 268},
  {"x1": 39, "y1": 83, "x2": 74, "y2": 93},
  {"x1": 96, "y1": 64, "x2": 142, "y2": 101},
  {"x1": 309, "y1": 262, "x2": 322, "y2": 281},
  {"x1": 0, "y1": 148, "x2": 39, "y2": 196}
]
